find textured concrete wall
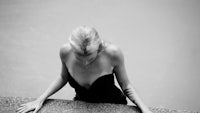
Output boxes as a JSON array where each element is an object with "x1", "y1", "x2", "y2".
[{"x1": 0, "y1": 97, "x2": 198, "y2": 113}]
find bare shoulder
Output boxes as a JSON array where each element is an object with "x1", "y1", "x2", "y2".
[
  {"x1": 104, "y1": 42, "x2": 124, "y2": 66},
  {"x1": 59, "y1": 43, "x2": 72, "y2": 61}
]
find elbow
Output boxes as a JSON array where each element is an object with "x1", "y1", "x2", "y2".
[
  {"x1": 121, "y1": 81, "x2": 132, "y2": 91},
  {"x1": 122, "y1": 83, "x2": 136, "y2": 95}
]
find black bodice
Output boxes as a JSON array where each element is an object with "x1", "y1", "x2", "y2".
[{"x1": 68, "y1": 73, "x2": 127, "y2": 104}]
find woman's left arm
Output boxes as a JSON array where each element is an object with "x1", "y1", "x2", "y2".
[{"x1": 111, "y1": 46, "x2": 152, "y2": 113}]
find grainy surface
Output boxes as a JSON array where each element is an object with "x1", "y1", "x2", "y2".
[{"x1": 0, "y1": 97, "x2": 198, "y2": 113}]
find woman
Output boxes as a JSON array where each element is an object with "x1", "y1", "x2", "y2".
[{"x1": 17, "y1": 26, "x2": 152, "y2": 113}]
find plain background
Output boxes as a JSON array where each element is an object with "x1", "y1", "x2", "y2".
[{"x1": 0, "y1": 0, "x2": 200, "y2": 111}]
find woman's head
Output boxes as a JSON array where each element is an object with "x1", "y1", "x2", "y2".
[{"x1": 69, "y1": 25, "x2": 102, "y2": 55}]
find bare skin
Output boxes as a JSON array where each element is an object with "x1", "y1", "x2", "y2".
[{"x1": 17, "y1": 42, "x2": 152, "y2": 113}]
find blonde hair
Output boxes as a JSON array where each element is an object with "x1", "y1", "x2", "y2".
[{"x1": 69, "y1": 26, "x2": 103, "y2": 54}]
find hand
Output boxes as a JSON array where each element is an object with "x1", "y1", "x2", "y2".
[{"x1": 16, "y1": 99, "x2": 45, "y2": 113}]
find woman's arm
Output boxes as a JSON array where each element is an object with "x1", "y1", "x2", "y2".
[
  {"x1": 38, "y1": 62, "x2": 69, "y2": 101},
  {"x1": 17, "y1": 46, "x2": 70, "y2": 113},
  {"x1": 37, "y1": 71, "x2": 68, "y2": 101},
  {"x1": 38, "y1": 46, "x2": 69, "y2": 101},
  {"x1": 110, "y1": 46, "x2": 152, "y2": 113}
]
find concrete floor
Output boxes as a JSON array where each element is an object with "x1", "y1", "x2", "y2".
[{"x1": 0, "y1": 97, "x2": 197, "y2": 113}]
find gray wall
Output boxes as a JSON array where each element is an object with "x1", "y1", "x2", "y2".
[{"x1": 0, "y1": 0, "x2": 199, "y2": 111}]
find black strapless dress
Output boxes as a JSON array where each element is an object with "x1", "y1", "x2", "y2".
[{"x1": 68, "y1": 73, "x2": 127, "y2": 104}]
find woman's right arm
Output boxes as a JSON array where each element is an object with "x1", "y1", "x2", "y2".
[
  {"x1": 37, "y1": 61, "x2": 69, "y2": 102},
  {"x1": 17, "y1": 46, "x2": 70, "y2": 113},
  {"x1": 38, "y1": 44, "x2": 70, "y2": 101}
]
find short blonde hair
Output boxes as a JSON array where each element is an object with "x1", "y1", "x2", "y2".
[{"x1": 69, "y1": 26, "x2": 102, "y2": 54}]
